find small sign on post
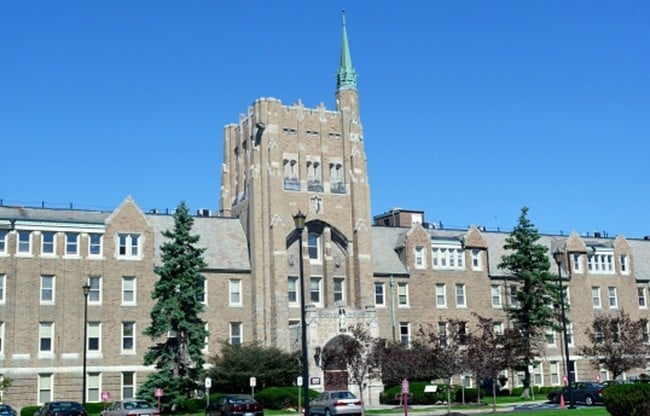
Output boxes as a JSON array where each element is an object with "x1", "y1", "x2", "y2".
[
  {"x1": 250, "y1": 377, "x2": 257, "y2": 398},
  {"x1": 401, "y1": 378, "x2": 409, "y2": 416},
  {"x1": 101, "y1": 391, "x2": 110, "y2": 410},
  {"x1": 205, "y1": 377, "x2": 212, "y2": 407},
  {"x1": 154, "y1": 388, "x2": 164, "y2": 413}
]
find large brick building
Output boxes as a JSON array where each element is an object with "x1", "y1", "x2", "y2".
[{"x1": 1, "y1": 16, "x2": 650, "y2": 409}]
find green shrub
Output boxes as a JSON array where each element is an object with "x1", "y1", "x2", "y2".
[
  {"x1": 379, "y1": 381, "x2": 449, "y2": 405},
  {"x1": 255, "y1": 386, "x2": 317, "y2": 410},
  {"x1": 20, "y1": 406, "x2": 39, "y2": 416},
  {"x1": 603, "y1": 383, "x2": 650, "y2": 416}
]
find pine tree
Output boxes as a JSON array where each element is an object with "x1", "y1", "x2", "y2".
[
  {"x1": 498, "y1": 206, "x2": 558, "y2": 398},
  {"x1": 139, "y1": 201, "x2": 208, "y2": 411}
]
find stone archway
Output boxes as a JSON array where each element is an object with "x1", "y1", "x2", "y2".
[{"x1": 320, "y1": 334, "x2": 356, "y2": 391}]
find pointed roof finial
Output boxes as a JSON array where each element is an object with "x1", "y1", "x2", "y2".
[{"x1": 337, "y1": 9, "x2": 357, "y2": 91}]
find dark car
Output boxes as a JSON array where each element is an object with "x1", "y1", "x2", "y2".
[
  {"x1": 205, "y1": 395, "x2": 263, "y2": 416},
  {"x1": 309, "y1": 391, "x2": 363, "y2": 416},
  {"x1": 34, "y1": 402, "x2": 87, "y2": 416},
  {"x1": 547, "y1": 382, "x2": 605, "y2": 406},
  {"x1": 0, "y1": 405, "x2": 17, "y2": 416}
]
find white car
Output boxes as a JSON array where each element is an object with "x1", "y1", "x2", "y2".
[{"x1": 309, "y1": 391, "x2": 363, "y2": 416}]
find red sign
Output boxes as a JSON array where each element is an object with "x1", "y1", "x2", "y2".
[
  {"x1": 401, "y1": 378, "x2": 410, "y2": 394},
  {"x1": 154, "y1": 388, "x2": 164, "y2": 398},
  {"x1": 101, "y1": 391, "x2": 110, "y2": 402}
]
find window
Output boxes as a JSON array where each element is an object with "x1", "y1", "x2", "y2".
[
  {"x1": 310, "y1": 277, "x2": 322, "y2": 305},
  {"x1": 436, "y1": 284, "x2": 446, "y2": 308},
  {"x1": 86, "y1": 276, "x2": 101, "y2": 304},
  {"x1": 509, "y1": 284, "x2": 520, "y2": 307},
  {"x1": 438, "y1": 322, "x2": 448, "y2": 346},
  {"x1": 608, "y1": 287, "x2": 618, "y2": 308},
  {"x1": 546, "y1": 329, "x2": 556, "y2": 346},
  {"x1": 308, "y1": 232, "x2": 320, "y2": 261},
  {"x1": 288, "y1": 277, "x2": 298, "y2": 305},
  {"x1": 588, "y1": 250, "x2": 614, "y2": 274},
  {"x1": 374, "y1": 283, "x2": 385, "y2": 306},
  {"x1": 88, "y1": 233, "x2": 103, "y2": 256},
  {"x1": 431, "y1": 243, "x2": 465, "y2": 270},
  {"x1": 17, "y1": 231, "x2": 31, "y2": 254},
  {"x1": 40, "y1": 275, "x2": 55, "y2": 304},
  {"x1": 0, "y1": 275, "x2": 5, "y2": 304},
  {"x1": 592, "y1": 286, "x2": 601, "y2": 308},
  {"x1": 564, "y1": 287, "x2": 571, "y2": 306},
  {"x1": 491, "y1": 285, "x2": 502, "y2": 308},
  {"x1": 39, "y1": 322, "x2": 54, "y2": 354},
  {"x1": 87, "y1": 373, "x2": 100, "y2": 402},
  {"x1": 644, "y1": 322, "x2": 650, "y2": 344},
  {"x1": 87, "y1": 322, "x2": 101, "y2": 352},
  {"x1": 533, "y1": 363, "x2": 543, "y2": 386},
  {"x1": 122, "y1": 372, "x2": 135, "y2": 400},
  {"x1": 230, "y1": 322, "x2": 242, "y2": 345},
  {"x1": 122, "y1": 322, "x2": 135, "y2": 353},
  {"x1": 38, "y1": 373, "x2": 53, "y2": 404},
  {"x1": 414, "y1": 246, "x2": 425, "y2": 269},
  {"x1": 202, "y1": 323, "x2": 209, "y2": 354},
  {"x1": 572, "y1": 253, "x2": 583, "y2": 273},
  {"x1": 333, "y1": 278, "x2": 344, "y2": 303},
  {"x1": 639, "y1": 287, "x2": 647, "y2": 309},
  {"x1": 329, "y1": 162, "x2": 345, "y2": 193},
  {"x1": 0, "y1": 321, "x2": 4, "y2": 355},
  {"x1": 118, "y1": 233, "x2": 141, "y2": 258},
  {"x1": 397, "y1": 283, "x2": 409, "y2": 307},
  {"x1": 229, "y1": 279, "x2": 242, "y2": 306},
  {"x1": 306, "y1": 160, "x2": 323, "y2": 192},
  {"x1": 550, "y1": 361, "x2": 560, "y2": 385},
  {"x1": 620, "y1": 254, "x2": 630, "y2": 274},
  {"x1": 0, "y1": 230, "x2": 6, "y2": 254},
  {"x1": 455, "y1": 283, "x2": 466, "y2": 307},
  {"x1": 197, "y1": 277, "x2": 206, "y2": 304},
  {"x1": 399, "y1": 322, "x2": 410, "y2": 346},
  {"x1": 471, "y1": 249, "x2": 482, "y2": 271},
  {"x1": 566, "y1": 323, "x2": 574, "y2": 346},
  {"x1": 283, "y1": 157, "x2": 299, "y2": 191},
  {"x1": 65, "y1": 232, "x2": 79, "y2": 256},
  {"x1": 122, "y1": 276, "x2": 136, "y2": 305},
  {"x1": 493, "y1": 322, "x2": 503, "y2": 335},
  {"x1": 41, "y1": 232, "x2": 55, "y2": 255},
  {"x1": 458, "y1": 321, "x2": 468, "y2": 345}
]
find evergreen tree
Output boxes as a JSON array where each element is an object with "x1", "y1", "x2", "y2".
[
  {"x1": 139, "y1": 201, "x2": 208, "y2": 411},
  {"x1": 498, "y1": 206, "x2": 558, "y2": 397}
]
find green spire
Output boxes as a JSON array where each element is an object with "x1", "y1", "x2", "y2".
[{"x1": 337, "y1": 11, "x2": 357, "y2": 91}]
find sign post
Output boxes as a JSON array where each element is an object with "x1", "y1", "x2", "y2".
[
  {"x1": 250, "y1": 377, "x2": 257, "y2": 399},
  {"x1": 297, "y1": 376, "x2": 303, "y2": 414},
  {"x1": 401, "y1": 378, "x2": 410, "y2": 416},
  {"x1": 101, "y1": 391, "x2": 110, "y2": 410},
  {"x1": 154, "y1": 388, "x2": 164, "y2": 413},
  {"x1": 205, "y1": 377, "x2": 212, "y2": 408}
]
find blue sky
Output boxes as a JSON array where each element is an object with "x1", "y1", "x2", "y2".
[{"x1": 2, "y1": 1, "x2": 649, "y2": 238}]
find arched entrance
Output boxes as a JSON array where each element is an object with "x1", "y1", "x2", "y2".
[{"x1": 320, "y1": 334, "x2": 356, "y2": 391}]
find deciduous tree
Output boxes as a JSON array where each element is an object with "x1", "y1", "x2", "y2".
[{"x1": 140, "y1": 201, "x2": 209, "y2": 411}]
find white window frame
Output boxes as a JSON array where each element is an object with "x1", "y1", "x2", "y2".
[
  {"x1": 436, "y1": 283, "x2": 447, "y2": 308},
  {"x1": 0, "y1": 321, "x2": 4, "y2": 356},
  {"x1": 40, "y1": 275, "x2": 55, "y2": 304},
  {"x1": 397, "y1": 282, "x2": 409, "y2": 307},
  {"x1": 592, "y1": 286, "x2": 601, "y2": 309},
  {"x1": 288, "y1": 276, "x2": 298, "y2": 306},
  {"x1": 87, "y1": 322, "x2": 102, "y2": 354},
  {"x1": 87, "y1": 372, "x2": 101, "y2": 403},
  {"x1": 310, "y1": 277, "x2": 323, "y2": 306},
  {"x1": 88, "y1": 233, "x2": 103, "y2": 257},
  {"x1": 122, "y1": 322, "x2": 135, "y2": 354},
  {"x1": 86, "y1": 276, "x2": 101, "y2": 304},
  {"x1": 197, "y1": 277, "x2": 207, "y2": 305},
  {"x1": 41, "y1": 231, "x2": 56, "y2": 256},
  {"x1": 546, "y1": 329, "x2": 556, "y2": 347},
  {"x1": 550, "y1": 361, "x2": 560, "y2": 385},
  {"x1": 39, "y1": 322, "x2": 54, "y2": 356},
  {"x1": 307, "y1": 232, "x2": 321, "y2": 263},
  {"x1": 399, "y1": 322, "x2": 410, "y2": 347},
  {"x1": 639, "y1": 286, "x2": 648, "y2": 309},
  {"x1": 588, "y1": 250, "x2": 615, "y2": 274},
  {"x1": 17, "y1": 230, "x2": 32, "y2": 256},
  {"x1": 491, "y1": 285, "x2": 502, "y2": 308},
  {"x1": 122, "y1": 372, "x2": 135, "y2": 400},
  {"x1": 374, "y1": 282, "x2": 385, "y2": 307},
  {"x1": 572, "y1": 253, "x2": 583, "y2": 274},
  {"x1": 117, "y1": 233, "x2": 141, "y2": 259},
  {"x1": 0, "y1": 274, "x2": 5, "y2": 304},
  {"x1": 122, "y1": 276, "x2": 136, "y2": 305},
  {"x1": 333, "y1": 277, "x2": 345, "y2": 303},
  {"x1": 455, "y1": 283, "x2": 466, "y2": 308},
  {"x1": 0, "y1": 230, "x2": 6, "y2": 254},
  {"x1": 202, "y1": 323, "x2": 209, "y2": 354},
  {"x1": 229, "y1": 279, "x2": 242, "y2": 306},
  {"x1": 38, "y1": 373, "x2": 53, "y2": 405},
  {"x1": 431, "y1": 242, "x2": 465, "y2": 271},
  {"x1": 414, "y1": 246, "x2": 426, "y2": 269},
  {"x1": 65, "y1": 232, "x2": 79, "y2": 257},
  {"x1": 620, "y1": 254, "x2": 630, "y2": 275},
  {"x1": 608, "y1": 286, "x2": 618, "y2": 309},
  {"x1": 471, "y1": 249, "x2": 482, "y2": 271},
  {"x1": 230, "y1": 322, "x2": 242, "y2": 345}
]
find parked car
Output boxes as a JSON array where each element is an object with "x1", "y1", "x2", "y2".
[
  {"x1": 100, "y1": 400, "x2": 159, "y2": 416},
  {"x1": 0, "y1": 404, "x2": 17, "y2": 416},
  {"x1": 309, "y1": 391, "x2": 363, "y2": 416},
  {"x1": 34, "y1": 401, "x2": 87, "y2": 416},
  {"x1": 547, "y1": 382, "x2": 605, "y2": 406},
  {"x1": 205, "y1": 395, "x2": 263, "y2": 416},
  {"x1": 601, "y1": 379, "x2": 634, "y2": 388}
]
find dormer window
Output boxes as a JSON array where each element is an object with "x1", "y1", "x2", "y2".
[
  {"x1": 432, "y1": 239, "x2": 464, "y2": 271},
  {"x1": 118, "y1": 233, "x2": 141, "y2": 259},
  {"x1": 587, "y1": 248, "x2": 614, "y2": 274}
]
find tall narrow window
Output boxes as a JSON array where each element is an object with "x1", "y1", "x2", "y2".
[
  {"x1": 229, "y1": 279, "x2": 242, "y2": 306},
  {"x1": 333, "y1": 278, "x2": 345, "y2": 303},
  {"x1": 398, "y1": 283, "x2": 409, "y2": 307},
  {"x1": 436, "y1": 284, "x2": 446, "y2": 308},
  {"x1": 197, "y1": 277, "x2": 206, "y2": 304},
  {"x1": 122, "y1": 322, "x2": 135, "y2": 354},
  {"x1": 0, "y1": 321, "x2": 5, "y2": 354},
  {"x1": 308, "y1": 232, "x2": 320, "y2": 261},
  {"x1": 118, "y1": 233, "x2": 141, "y2": 258},
  {"x1": 40, "y1": 275, "x2": 55, "y2": 304},
  {"x1": 438, "y1": 322, "x2": 448, "y2": 346},
  {"x1": 122, "y1": 276, "x2": 136, "y2": 305},
  {"x1": 455, "y1": 283, "x2": 466, "y2": 308},
  {"x1": 65, "y1": 232, "x2": 79, "y2": 256},
  {"x1": 38, "y1": 374, "x2": 53, "y2": 404},
  {"x1": 0, "y1": 275, "x2": 4, "y2": 304},
  {"x1": 572, "y1": 253, "x2": 583, "y2": 273},
  {"x1": 17, "y1": 231, "x2": 31, "y2": 254},
  {"x1": 41, "y1": 232, "x2": 55, "y2": 255},
  {"x1": 39, "y1": 322, "x2": 54, "y2": 354},
  {"x1": 310, "y1": 277, "x2": 322, "y2": 305},
  {"x1": 620, "y1": 254, "x2": 630, "y2": 274},
  {"x1": 608, "y1": 287, "x2": 618, "y2": 308},
  {"x1": 288, "y1": 276, "x2": 298, "y2": 305},
  {"x1": 87, "y1": 322, "x2": 101, "y2": 353},
  {"x1": 87, "y1": 373, "x2": 100, "y2": 402},
  {"x1": 0, "y1": 230, "x2": 6, "y2": 254},
  {"x1": 471, "y1": 249, "x2": 482, "y2": 271},
  {"x1": 230, "y1": 322, "x2": 242, "y2": 345},
  {"x1": 399, "y1": 322, "x2": 410, "y2": 346},
  {"x1": 414, "y1": 246, "x2": 425, "y2": 269},
  {"x1": 122, "y1": 372, "x2": 135, "y2": 399},
  {"x1": 639, "y1": 287, "x2": 648, "y2": 309},
  {"x1": 374, "y1": 283, "x2": 385, "y2": 306},
  {"x1": 491, "y1": 285, "x2": 502, "y2": 308},
  {"x1": 550, "y1": 362, "x2": 560, "y2": 385},
  {"x1": 592, "y1": 286, "x2": 601, "y2": 309},
  {"x1": 88, "y1": 233, "x2": 102, "y2": 256}
]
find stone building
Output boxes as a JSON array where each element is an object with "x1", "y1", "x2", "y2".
[{"x1": 1, "y1": 15, "x2": 650, "y2": 410}]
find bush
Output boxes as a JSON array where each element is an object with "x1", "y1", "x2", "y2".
[
  {"x1": 603, "y1": 383, "x2": 650, "y2": 416},
  {"x1": 255, "y1": 386, "x2": 317, "y2": 410},
  {"x1": 379, "y1": 381, "x2": 449, "y2": 405}
]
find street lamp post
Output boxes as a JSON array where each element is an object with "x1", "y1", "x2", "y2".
[
  {"x1": 553, "y1": 249, "x2": 575, "y2": 409},
  {"x1": 293, "y1": 211, "x2": 310, "y2": 416},
  {"x1": 82, "y1": 282, "x2": 90, "y2": 407}
]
